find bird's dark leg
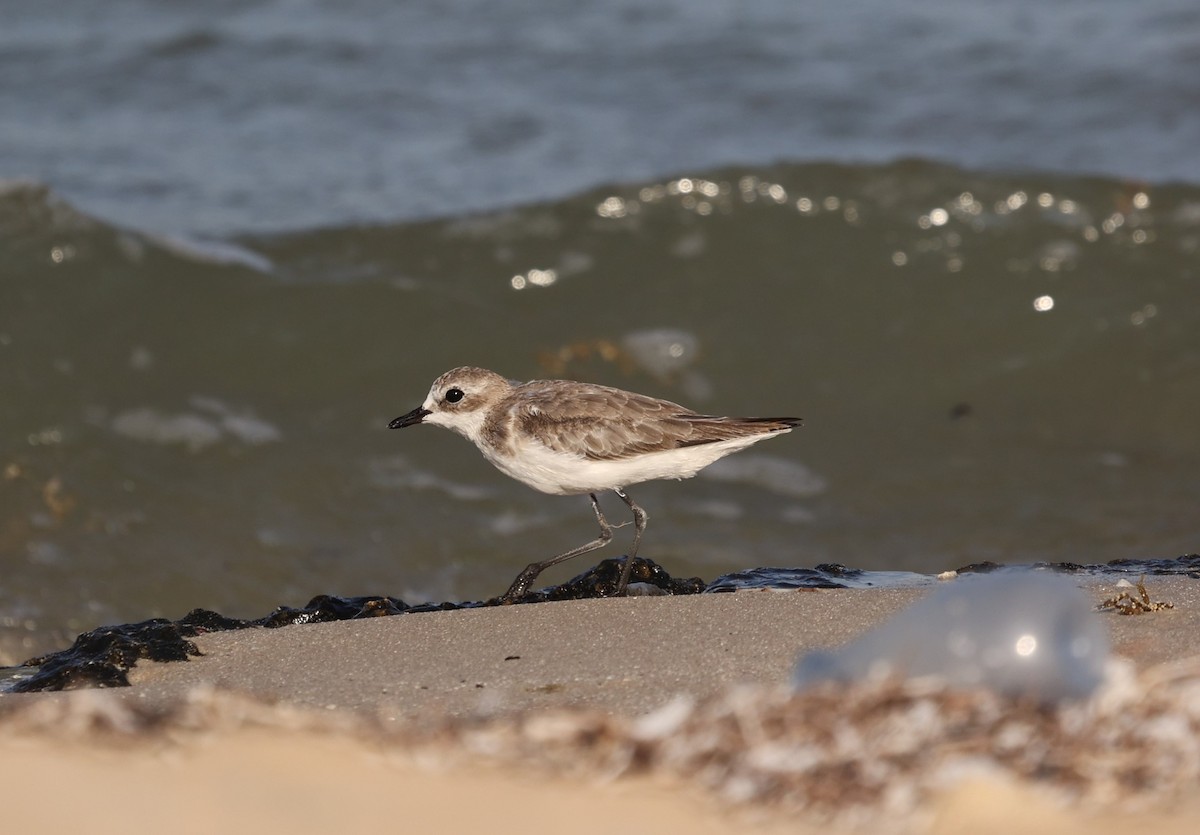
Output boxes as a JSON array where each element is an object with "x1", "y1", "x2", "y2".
[
  {"x1": 613, "y1": 487, "x2": 648, "y2": 595},
  {"x1": 501, "y1": 492, "x2": 613, "y2": 602}
]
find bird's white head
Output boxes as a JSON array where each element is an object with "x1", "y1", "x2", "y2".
[{"x1": 390, "y1": 366, "x2": 514, "y2": 442}]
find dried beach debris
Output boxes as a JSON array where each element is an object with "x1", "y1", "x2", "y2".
[{"x1": 1098, "y1": 576, "x2": 1175, "y2": 615}]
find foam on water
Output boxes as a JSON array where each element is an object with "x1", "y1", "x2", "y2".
[
  {"x1": 700, "y1": 454, "x2": 827, "y2": 499},
  {"x1": 109, "y1": 398, "x2": 282, "y2": 452}
]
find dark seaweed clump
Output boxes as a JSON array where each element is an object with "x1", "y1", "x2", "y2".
[
  {"x1": 953, "y1": 554, "x2": 1200, "y2": 578},
  {"x1": 10, "y1": 557, "x2": 701, "y2": 693}
]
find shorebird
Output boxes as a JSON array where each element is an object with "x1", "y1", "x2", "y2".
[{"x1": 390, "y1": 367, "x2": 802, "y2": 601}]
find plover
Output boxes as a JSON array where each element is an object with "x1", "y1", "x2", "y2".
[{"x1": 390, "y1": 367, "x2": 801, "y2": 601}]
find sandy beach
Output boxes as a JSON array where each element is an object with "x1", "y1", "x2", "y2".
[{"x1": 2, "y1": 576, "x2": 1198, "y2": 833}]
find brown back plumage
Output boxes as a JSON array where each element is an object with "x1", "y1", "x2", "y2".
[{"x1": 505, "y1": 380, "x2": 801, "y2": 461}]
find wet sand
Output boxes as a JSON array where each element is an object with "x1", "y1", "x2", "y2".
[{"x1": 2, "y1": 577, "x2": 1197, "y2": 833}]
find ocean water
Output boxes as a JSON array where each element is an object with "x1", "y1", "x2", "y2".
[
  {"x1": 2, "y1": 0, "x2": 1198, "y2": 659},
  {"x1": 5, "y1": 0, "x2": 1199, "y2": 235}
]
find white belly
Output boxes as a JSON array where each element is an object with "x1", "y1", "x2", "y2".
[{"x1": 481, "y1": 432, "x2": 788, "y2": 495}]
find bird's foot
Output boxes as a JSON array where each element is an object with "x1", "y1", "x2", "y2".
[{"x1": 499, "y1": 564, "x2": 541, "y2": 604}]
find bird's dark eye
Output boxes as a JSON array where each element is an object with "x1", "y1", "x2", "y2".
[{"x1": 445, "y1": 388, "x2": 465, "y2": 404}]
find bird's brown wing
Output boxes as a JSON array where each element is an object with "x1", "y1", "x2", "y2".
[{"x1": 509, "y1": 381, "x2": 798, "y2": 461}]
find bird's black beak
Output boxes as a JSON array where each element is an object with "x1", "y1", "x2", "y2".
[{"x1": 389, "y1": 407, "x2": 430, "y2": 429}]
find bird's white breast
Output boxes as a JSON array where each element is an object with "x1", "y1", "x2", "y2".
[{"x1": 479, "y1": 430, "x2": 787, "y2": 496}]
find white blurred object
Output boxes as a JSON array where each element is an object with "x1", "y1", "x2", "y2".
[{"x1": 793, "y1": 572, "x2": 1111, "y2": 702}]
